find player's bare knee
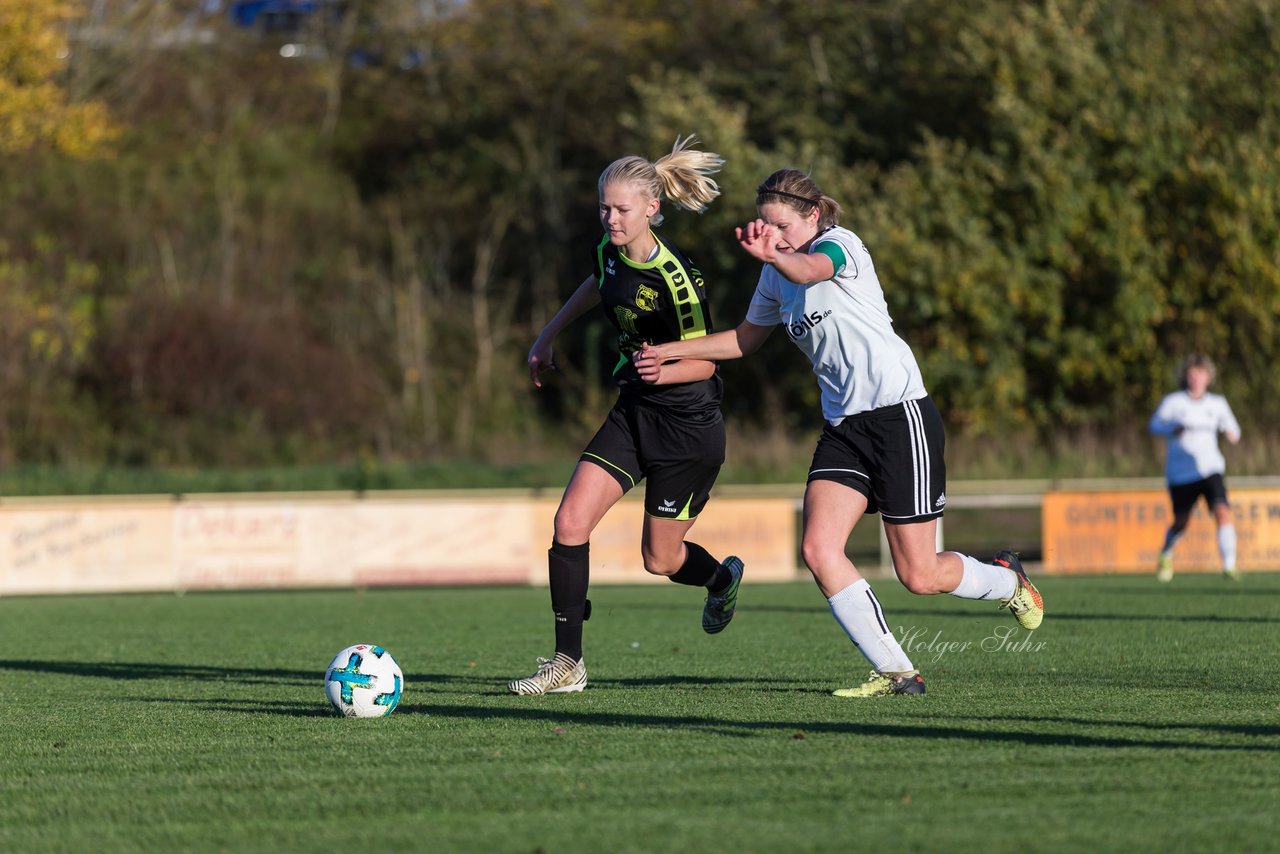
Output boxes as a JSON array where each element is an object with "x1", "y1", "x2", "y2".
[
  {"x1": 552, "y1": 512, "x2": 592, "y2": 546},
  {"x1": 641, "y1": 551, "x2": 680, "y2": 576},
  {"x1": 800, "y1": 539, "x2": 841, "y2": 575}
]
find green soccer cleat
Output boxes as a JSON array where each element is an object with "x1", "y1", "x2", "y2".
[
  {"x1": 702, "y1": 556, "x2": 744, "y2": 634},
  {"x1": 507, "y1": 653, "x2": 587, "y2": 696},
  {"x1": 833, "y1": 671, "x2": 926, "y2": 698},
  {"x1": 1156, "y1": 554, "x2": 1174, "y2": 583},
  {"x1": 1223, "y1": 567, "x2": 1241, "y2": 582},
  {"x1": 995, "y1": 550, "x2": 1044, "y2": 631}
]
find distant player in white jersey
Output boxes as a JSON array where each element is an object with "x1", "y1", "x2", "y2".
[
  {"x1": 634, "y1": 169, "x2": 1045, "y2": 697},
  {"x1": 1148, "y1": 354, "x2": 1241, "y2": 581}
]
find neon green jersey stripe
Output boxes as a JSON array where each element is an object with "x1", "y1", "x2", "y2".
[{"x1": 657, "y1": 257, "x2": 708, "y2": 340}]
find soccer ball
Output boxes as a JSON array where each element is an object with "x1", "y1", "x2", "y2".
[{"x1": 324, "y1": 644, "x2": 404, "y2": 718}]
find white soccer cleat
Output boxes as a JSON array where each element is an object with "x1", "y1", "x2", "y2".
[{"x1": 508, "y1": 652, "x2": 587, "y2": 695}]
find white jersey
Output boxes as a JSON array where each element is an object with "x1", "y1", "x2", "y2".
[
  {"x1": 1148, "y1": 391, "x2": 1240, "y2": 485},
  {"x1": 745, "y1": 225, "x2": 926, "y2": 424}
]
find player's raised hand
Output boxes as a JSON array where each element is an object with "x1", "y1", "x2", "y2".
[
  {"x1": 527, "y1": 338, "x2": 556, "y2": 388},
  {"x1": 632, "y1": 342, "x2": 668, "y2": 385},
  {"x1": 736, "y1": 219, "x2": 777, "y2": 263}
]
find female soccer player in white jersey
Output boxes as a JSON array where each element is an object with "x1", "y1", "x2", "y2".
[
  {"x1": 1148, "y1": 354, "x2": 1241, "y2": 581},
  {"x1": 634, "y1": 168, "x2": 1044, "y2": 697},
  {"x1": 508, "y1": 137, "x2": 744, "y2": 697}
]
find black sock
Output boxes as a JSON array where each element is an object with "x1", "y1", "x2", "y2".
[
  {"x1": 549, "y1": 540, "x2": 589, "y2": 661},
  {"x1": 706, "y1": 561, "x2": 733, "y2": 594},
  {"x1": 669, "y1": 541, "x2": 727, "y2": 590}
]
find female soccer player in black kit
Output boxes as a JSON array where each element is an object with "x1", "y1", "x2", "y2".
[{"x1": 508, "y1": 137, "x2": 743, "y2": 695}]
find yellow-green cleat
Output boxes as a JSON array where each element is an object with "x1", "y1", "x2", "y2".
[
  {"x1": 1156, "y1": 554, "x2": 1174, "y2": 583},
  {"x1": 702, "y1": 556, "x2": 744, "y2": 634},
  {"x1": 833, "y1": 671, "x2": 926, "y2": 698},
  {"x1": 508, "y1": 653, "x2": 587, "y2": 696},
  {"x1": 995, "y1": 550, "x2": 1044, "y2": 631}
]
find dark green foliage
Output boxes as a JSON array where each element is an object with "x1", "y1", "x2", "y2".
[{"x1": 2, "y1": 0, "x2": 1277, "y2": 468}]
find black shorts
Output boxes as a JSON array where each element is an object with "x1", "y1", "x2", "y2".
[
  {"x1": 581, "y1": 395, "x2": 725, "y2": 520},
  {"x1": 1169, "y1": 473, "x2": 1229, "y2": 517},
  {"x1": 808, "y1": 396, "x2": 946, "y2": 524}
]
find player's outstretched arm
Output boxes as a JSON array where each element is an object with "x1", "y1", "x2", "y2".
[
  {"x1": 528, "y1": 275, "x2": 600, "y2": 387},
  {"x1": 633, "y1": 321, "x2": 773, "y2": 384},
  {"x1": 639, "y1": 358, "x2": 717, "y2": 386},
  {"x1": 736, "y1": 219, "x2": 835, "y2": 285}
]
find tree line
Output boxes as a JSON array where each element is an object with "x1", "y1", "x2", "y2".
[{"x1": 1, "y1": 0, "x2": 1276, "y2": 471}]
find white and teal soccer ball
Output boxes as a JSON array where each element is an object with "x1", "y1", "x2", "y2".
[{"x1": 324, "y1": 644, "x2": 404, "y2": 718}]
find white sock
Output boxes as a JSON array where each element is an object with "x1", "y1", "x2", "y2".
[
  {"x1": 1219, "y1": 525, "x2": 1237, "y2": 571},
  {"x1": 947, "y1": 552, "x2": 1017, "y2": 600},
  {"x1": 828, "y1": 580, "x2": 915, "y2": 674}
]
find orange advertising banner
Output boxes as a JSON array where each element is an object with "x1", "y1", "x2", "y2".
[{"x1": 1042, "y1": 489, "x2": 1280, "y2": 574}]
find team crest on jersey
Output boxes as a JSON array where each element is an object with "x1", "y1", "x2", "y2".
[
  {"x1": 606, "y1": 257, "x2": 617, "y2": 276},
  {"x1": 634, "y1": 284, "x2": 659, "y2": 312}
]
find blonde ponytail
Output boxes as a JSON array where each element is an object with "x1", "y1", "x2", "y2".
[{"x1": 598, "y1": 135, "x2": 724, "y2": 226}]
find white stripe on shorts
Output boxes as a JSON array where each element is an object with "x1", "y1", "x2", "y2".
[{"x1": 903, "y1": 400, "x2": 929, "y2": 517}]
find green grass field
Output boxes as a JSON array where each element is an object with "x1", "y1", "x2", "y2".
[{"x1": 3, "y1": 573, "x2": 1278, "y2": 852}]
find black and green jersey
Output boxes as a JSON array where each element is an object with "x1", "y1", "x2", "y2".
[{"x1": 594, "y1": 231, "x2": 722, "y2": 412}]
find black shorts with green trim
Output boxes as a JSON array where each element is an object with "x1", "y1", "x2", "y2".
[
  {"x1": 581, "y1": 394, "x2": 725, "y2": 520},
  {"x1": 808, "y1": 396, "x2": 947, "y2": 524}
]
